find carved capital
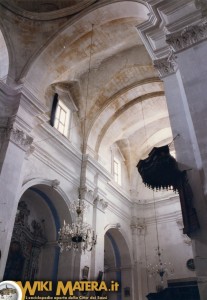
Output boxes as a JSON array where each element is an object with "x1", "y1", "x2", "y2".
[
  {"x1": 166, "y1": 18, "x2": 207, "y2": 52},
  {"x1": 131, "y1": 217, "x2": 146, "y2": 236},
  {"x1": 153, "y1": 52, "x2": 178, "y2": 78},
  {"x1": 79, "y1": 186, "x2": 95, "y2": 205},
  {"x1": 9, "y1": 127, "x2": 33, "y2": 151},
  {"x1": 51, "y1": 179, "x2": 60, "y2": 189},
  {"x1": 94, "y1": 195, "x2": 108, "y2": 212}
]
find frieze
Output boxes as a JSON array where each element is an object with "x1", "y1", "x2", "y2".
[
  {"x1": 153, "y1": 52, "x2": 178, "y2": 78},
  {"x1": 9, "y1": 127, "x2": 33, "y2": 151},
  {"x1": 166, "y1": 18, "x2": 207, "y2": 52}
]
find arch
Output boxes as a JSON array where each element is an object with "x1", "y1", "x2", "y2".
[
  {"x1": 20, "y1": 178, "x2": 70, "y2": 211},
  {"x1": 0, "y1": 29, "x2": 9, "y2": 81},
  {"x1": 95, "y1": 91, "x2": 164, "y2": 154},
  {"x1": 22, "y1": 1, "x2": 149, "y2": 97},
  {"x1": 5, "y1": 180, "x2": 75, "y2": 282},
  {"x1": 104, "y1": 227, "x2": 133, "y2": 299}
]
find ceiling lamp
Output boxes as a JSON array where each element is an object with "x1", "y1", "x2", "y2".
[
  {"x1": 147, "y1": 193, "x2": 174, "y2": 291},
  {"x1": 58, "y1": 24, "x2": 97, "y2": 253},
  {"x1": 58, "y1": 197, "x2": 97, "y2": 252},
  {"x1": 137, "y1": 145, "x2": 181, "y2": 192}
]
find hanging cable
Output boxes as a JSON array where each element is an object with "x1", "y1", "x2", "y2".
[
  {"x1": 153, "y1": 190, "x2": 160, "y2": 253},
  {"x1": 79, "y1": 23, "x2": 94, "y2": 199},
  {"x1": 168, "y1": 133, "x2": 180, "y2": 148},
  {"x1": 143, "y1": 217, "x2": 150, "y2": 294}
]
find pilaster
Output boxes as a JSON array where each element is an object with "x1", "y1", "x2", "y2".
[{"x1": 131, "y1": 216, "x2": 146, "y2": 300}]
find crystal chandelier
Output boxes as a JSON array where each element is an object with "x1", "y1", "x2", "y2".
[
  {"x1": 146, "y1": 193, "x2": 174, "y2": 291},
  {"x1": 58, "y1": 24, "x2": 97, "y2": 253},
  {"x1": 58, "y1": 197, "x2": 97, "y2": 252},
  {"x1": 147, "y1": 246, "x2": 174, "y2": 291}
]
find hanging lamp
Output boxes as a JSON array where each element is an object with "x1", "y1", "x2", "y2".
[{"x1": 58, "y1": 24, "x2": 97, "y2": 253}]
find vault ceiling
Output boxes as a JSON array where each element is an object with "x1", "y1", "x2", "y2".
[{"x1": 0, "y1": 1, "x2": 173, "y2": 187}]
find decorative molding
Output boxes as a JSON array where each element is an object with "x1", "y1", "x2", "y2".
[
  {"x1": 9, "y1": 127, "x2": 33, "y2": 151},
  {"x1": 79, "y1": 186, "x2": 97, "y2": 205},
  {"x1": 94, "y1": 194, "x2": 108, "y2": 212},
  {"x1": 51, "y1": 179, "x2": 60, "y2": 189},
  {"x1": 131, "y1": 217, "x2": 146, "y2": 236},
  {"x1": 25, "y1": 145, "x2": 35, "y2": 159},
  {"x1": 166, "y1": 18, "x2": 207, "y2": 52},
  {"x1": 153, "y1": 51, "x2": 178, "y2": 78}
]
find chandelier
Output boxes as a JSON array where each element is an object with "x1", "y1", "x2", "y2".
[
  {"x1": 146, "y1": 193, "x2": 174, "y2": 291},
  {"x1": 58, "y1": 24, "x2": 97, "y2": 253},
  {"x1": 58, "y1": 197, "x2": 97, "y2": 252},
  {"x1": 147, "y1": 246, "x2": 174, "y2": 291}
]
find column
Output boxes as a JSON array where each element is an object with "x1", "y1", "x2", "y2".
[
  {"x1": 0, "y1": 125, "x2": 33, "y2": 279},
  {"x1": 0, "y1": 80, "x2": 47, "y2": 280},
  {"x1": 131, "y1": 214, "x2": 146, "y2": 300},
  {"x1": 91, "y1": 192, "x2": 108, "y2": 279},
  {"x1": 154, "y1": 51, "x2": 207, "y2": 300}
]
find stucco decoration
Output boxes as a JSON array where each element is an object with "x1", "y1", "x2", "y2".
[
  {"x1": 166, "y1": 18, "x2": 207, "y2": 52},
  {"x1": 9, "y1": 128, "x2": 33, "y2": 152},
  {"x1": 131, "y1": 217, "x2": 146, "y2": 236},
  {"x1": 153, "y1": 52, "x2": 178, "y2": 78},
  {"x1": 94, "y1": 195, "x2": 108, "y2": 212}
]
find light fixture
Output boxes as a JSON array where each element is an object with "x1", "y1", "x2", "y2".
[
  {"x1": 58, "y1": 24, "x2": 97, "y2": 253},
  {"x1": 146, "y1": 193, "x2": 174, "y2": 291},
  {"x1": 58, "y1": 197, "x2": 97, "y2": 252}
]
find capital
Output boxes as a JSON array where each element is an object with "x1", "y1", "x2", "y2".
[
  {"x1": 153, "y1": 52, "x2": 177, "y2": 78},
  {"x1": 9, "y1": 127, "x2": 33, "y2": 151}
]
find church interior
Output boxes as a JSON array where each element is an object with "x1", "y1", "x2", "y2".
[{"x1": 1, "y1": 0, "x2": 207, "y2": 299}]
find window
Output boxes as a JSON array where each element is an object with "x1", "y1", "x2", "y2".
[
  {"x1": 54, "y1": 100, "x2": 71, "y2": 137},
  {"x1": 114, "y1": 158, "x2": 121, "y2": 185}
]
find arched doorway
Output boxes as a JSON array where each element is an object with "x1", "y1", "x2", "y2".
[
  {"x1": 4, "y1": 184, "x2": 77, "y2": 281},
  {"x1": 104, "y1": 228, "x2": 132, "y2": 300}
]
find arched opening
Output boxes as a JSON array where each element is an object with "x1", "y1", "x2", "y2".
[
  {"x1": 104, "y1": 228, "x2": 132, "y2": 300},
  {"x1": 4, "y1": 184, "x2": 79, "y2": 281},
  {"x1": 0, "y1": 29, "x2": 9, "y2": 81}
]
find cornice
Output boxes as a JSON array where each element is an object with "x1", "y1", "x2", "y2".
[
  {"x1": 106, "y1": 201, "x2": 131, "y2": 224},
  {"x1": 166, "y1": 18, "x2": 207, "y2": 52},
  {"x1": 107, "y1": 180, "x2": 132, "y2": 207},
  {"x1": 137, "y1": 0, "x2": 204, "y2": 59},
  {"x1": 145, "y1": 210, "x2": 182, "y2": 226},
  {"x1": 85, "y1": 154, "x2": 113, "y2": 183},
  {"x1": 32, "y1": 144, "x2": 79, "y2": 186}
]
